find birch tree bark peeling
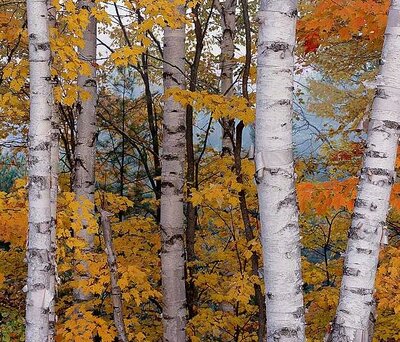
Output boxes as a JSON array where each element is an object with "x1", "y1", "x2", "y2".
[
  {"x1": 255, "y1": 0, "x2": 305, "y2": 341},
  {"x1": 329, "y1": 1, "x2": 400, "y2": 340}
]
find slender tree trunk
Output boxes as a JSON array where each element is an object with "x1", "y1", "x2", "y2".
[
  {"x1": 25, "y1": 0, "x2": 54, "y2": 340},
  {"x1": 73, "y1": 0, "x2": 97, "y2": 301},
  {"x1": 238, "y1": 0, "x2": 266, "y2": 337},
  {"x1": 328, "y1": 1, "x2": 400, "y2": 340},
  {"x1": 100, "y1": 210, "x2": 128, "y2": 342},
  {"x1": 185, "y1": 3, "x2": 205, "y2": 319},
  {"x1": 47, "y1": 2, "x2": 59, "y2": 340},
  {"x1": 160, "y1": 6, "x2": 187, "y2": 341},
  {"x1": 218, "y1": 0, "x2": 237, "y2": 155},
  {"x1": 235, "y1": 123, "x2": 266, "y2": 341},
  {"x1": 255, "y1": 1, "x2": 305, "y2": 341}
]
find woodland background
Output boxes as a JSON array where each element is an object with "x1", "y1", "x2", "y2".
[{"x1": 1, "y1": 0, "x2": 400, "y2": 341}]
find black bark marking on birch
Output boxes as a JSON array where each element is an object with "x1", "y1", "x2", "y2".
[
  {"x1": 343, "y1": 266, "x2": 360, "y2": 277},
  {"x1": 32, "y1": 141, "x2": 51, "y2": 151},
  {"x1": 361, "y1": 167, "x2": 395, "y2": 184},
  {"x1": 366, "y1": 300, "x2": 375, "y2": 307},
  {"x1": 348, "y1": 287, "x2": 373, "y2": 295},
  {"x1": 376, "y1": 88, "x2": 387, "y2": 99},
  {"x1": 28, "y1": 155, "x2": 40, "y2": 166},
  {"x1": 278, "y1": 191, "x2": 297, "y2": 210},
  {"x1": 266, "y1": 292, "x2": 273, "y2": 299},
  {"x1": 28, "y1": 249, "x2": 50, "y2": 263},
  {"x1": 162, "y1": 71, "x2": 173, "y2": 79},
  {"x1": 265, "y1": 167, "x2": 293, "y2": 177},
  {"x1": 365, "y1": 150, "x2": 388, "y2": 158},
  {"x1": 278, "y1": 99, "x2": 291, "y2": 106},
  {"x1": 355, "y1": 199, "x2": 368, "y2": 208},
  {"x1": 382, "y1": 120, "x2": 400, "y2": 130},
  {"x1": 295, "y1": 281, "x2": 303, "y2": 295},
  {"x1": 31, "y1": 282, "x2": 46, "y2": 291},
  {"x1": 83, "y1": 79, "x2": 96, "y2": 87},
  {"x1": 293, "y1": 306, "x2": 304, "y2": 319},
  {"x1": 32, "y1": 221, "x2": 52, "y2": 234},
  {"x1": 352, "y1": 212, "x2": 365, "y2": 220},
  {"x1": 356, "y1": 247, "x2": 373, "y2": 254},
  {"x1": 162, "y1": 154, "x2": 179, "y2": 161},
  {"x1": 282, "y1": 222, "x2": 298, "y2": 232},
  {"x1": 164, "y1": 234, "x2": 184, "y2": 246},
  {"x1": 164, "y1": 125, "x2": 185, "y2": 135},
  {"x1": 37, "y1": 42, "x2": 50, "y2": 51},
  {"x1": 272, "y1": 327, "x2": 300, "y2": 339},
  {"x1": 348, "y1": 225, "x2": 363, "y2": 240},
  {"x1": 161, "y1": 181, "x2": 175, "y2": 188},
  {"x1": 326, "y1": 324, "x2": 349, "y2": 342},
  {"x1": 268, "y1": 42, "x2": 289, "y2": 52},
  {"x1": 30, "y1": 175, "x2": 48, "y2": 189}
]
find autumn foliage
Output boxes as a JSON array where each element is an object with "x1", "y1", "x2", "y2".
[{"x1": 0, "y1": 0, "x2": 400, "y2": 341}]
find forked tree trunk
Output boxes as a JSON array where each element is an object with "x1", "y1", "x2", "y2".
[
  {"x1": 160, "y1": 6, "x2": 187, "y2": 341},
  {"x1": 47, "y1": 2, "x2": 59, "y2": 340},
  {"x1": 73, "y1": 0, "x2": 97, "y2": 301},
  {"x1": 218, "y1": 0, "x2": 237, "y2": 155},
  {"x1": 25, "y1": 0, "x2": 55, "y2": 340},
  {"x1": 328, "y1": 1, "x2": 400, "y2": 340},
  {"x1": 255, "y1": 0, "x2": 305, "y2": 341}
]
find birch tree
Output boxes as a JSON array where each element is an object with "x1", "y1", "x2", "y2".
[
  {"x1": 25, "y1": 0, "x2": 55, "y2": 340},
  {"x1": 47, "y1": 2, "x2": 59, "y2": 339},
  {"x1": 160, "y1": 7, "x2": 187, "y2": 341},
  {"x1": 255, "y1": 0, "x2": 305, "y2": 340},
  {"x1": 217, "y1": 0, "x2": 237, "y2": 155},
  {"x1": 73, "y1": 0, "x2": 97, "y2": 301},
  {"x1": 329, "y1": 1, "x2": 400, "y2": 340}
]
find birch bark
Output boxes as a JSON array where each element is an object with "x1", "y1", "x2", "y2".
[
  {"x1": 47, "y1": 3, "x2": 59, "y2": 339},
  {"x1": 329, "y1": 1, "x2": 400, "y2": 340},
  {"x1": 217, "y1": 0, "x2": 237, "y2": 155},
  {"x1": 25, "y1": 0, "x2": 54, "y2": 340},
  {"x1": 73, "y1": 0, "x2": 97, "y2": 301},
  {"x1": 160, "y1": 8, "x2": 187, "y2": 341},
  {"x1": 255, "y1": 0, "x2": 305, "y2": 340}
]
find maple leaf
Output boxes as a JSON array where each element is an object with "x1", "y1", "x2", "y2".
[{"x1": 304, "y1": 31, "x2": 320, "y2": 54}]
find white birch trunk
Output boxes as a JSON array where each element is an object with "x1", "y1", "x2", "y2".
[
  {"x1": 218, "y1": 0, "x2": 237, "y2": 155},
  {"x1": 25, "y1": 0, "x2": 54, "y2": 340},
  {"x1": 73, "y1": 0, "x2": 97, "y2": 301},
  {"x1": 329, "y1": 1, "x2": 400, "y2": 340},
  {"x1": 255, "y1": 0, "x2": 305, "y2": 340},
  {"x1": 47, "y1": 3, "x2": 59, "y2": 339},
  {"x1": 160, "y1": 8, "x2": 187, "y2": 341}
]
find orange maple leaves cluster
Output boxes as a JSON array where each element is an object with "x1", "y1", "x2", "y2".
[{"x1": 298, "y1": 0, "x2": 390, "y2": 53}]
